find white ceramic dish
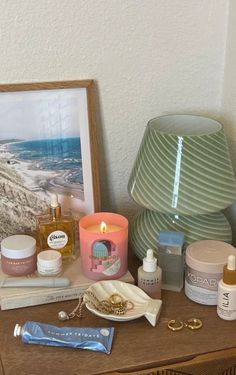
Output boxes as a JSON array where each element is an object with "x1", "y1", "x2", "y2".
[{"x1": 84, "y1": 280, "x2": 162, "y2": 327}]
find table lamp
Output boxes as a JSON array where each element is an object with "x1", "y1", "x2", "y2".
[{"x1": 128, "y1": 114, "x2": 236, "y2": 260}]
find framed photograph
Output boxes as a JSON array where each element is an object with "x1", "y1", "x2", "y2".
[{"x1": 0, "y1": 80, "x2": 100, "y2": 241}]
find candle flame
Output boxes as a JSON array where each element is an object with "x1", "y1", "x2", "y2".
[{"x1": 100, "y1": 221, "x2": 107, "y2": 233}]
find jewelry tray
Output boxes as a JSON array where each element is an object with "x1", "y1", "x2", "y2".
[{"x1": 84, "y1": 280, "x2": 162, "y2": 327}]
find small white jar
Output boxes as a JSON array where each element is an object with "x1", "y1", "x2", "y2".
[{"x1": 37, "y1": 250, "x2": 62, "y2": 276}]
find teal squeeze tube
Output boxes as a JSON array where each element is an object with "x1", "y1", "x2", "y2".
[{"x1": 14, "y1": 321, "x2": 115, "y2": 354}]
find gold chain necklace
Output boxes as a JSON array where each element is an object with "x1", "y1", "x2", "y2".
[{"x1": 58, "y1": 292, "x2": 134, "y2": 321}]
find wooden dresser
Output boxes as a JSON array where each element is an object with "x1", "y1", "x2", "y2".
[{"x1": 0, "y1": 255, "x2": 236, "y2": 375}]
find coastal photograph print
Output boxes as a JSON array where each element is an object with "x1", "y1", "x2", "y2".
[{"x1": 0, "y1": 80, "x2": 100, "y2": 241}]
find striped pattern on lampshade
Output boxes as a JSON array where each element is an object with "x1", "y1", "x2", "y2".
[
  {"x1": 130, "y1": 209, "x2": 232, "y2": 261},
  {"x1": 128, "y1": 115, "x2": 236, "y2": 215}
]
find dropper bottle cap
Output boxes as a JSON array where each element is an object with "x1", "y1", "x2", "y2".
[
  {"x1": 143, "y1": 249, "x2": 157, "y2": 272},
  {"x1": 223, "y1": 254, "x2": 236, "y2": 285},
  {"x1": 50, "y1": 193, "x2": 61, "y2": 219}
]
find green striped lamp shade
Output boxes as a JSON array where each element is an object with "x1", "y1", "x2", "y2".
[
  {"x1": 130, "y1": 209, "x2": 232, "y2": 260},
  {"x1": 128, "y1": 115, "x2": 236, "y2": 215}
]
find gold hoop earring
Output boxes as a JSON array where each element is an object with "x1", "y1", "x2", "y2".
[
  {"x1": 167, "y1": 319, "x2": 184, "y2": 331},
  {"x1": 185, "y1": 318, "x2": 203, "y2": 330}
]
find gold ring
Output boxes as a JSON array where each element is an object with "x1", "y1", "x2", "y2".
[
  {"x1": 109, "y1": 294, "x2": 123, "y2": 306},
  {"x1": 167, "y1": 319, "x2": 184, "y2": 331},
  {"x1": 185, "y1": 318, "x2": 203, "y2": 330},
  {"x1": 126, "y1": 300, "x2": 134, "y2": 311}
]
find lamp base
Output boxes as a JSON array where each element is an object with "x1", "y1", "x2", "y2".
[{"x1": 130, "y1": 209, "x2": 232, "y2": 260}]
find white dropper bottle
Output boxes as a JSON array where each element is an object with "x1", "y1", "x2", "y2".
[
  {"x1": 138, "y1": 249, "x2": 162, "y2": 299},
  {"x1": 217, "y1": 254, "x2": 236, "y2": 320}
]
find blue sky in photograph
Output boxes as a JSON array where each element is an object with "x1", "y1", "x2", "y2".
[{"x1": 0, "y1": 89, "x2": 82, "y2": 141}]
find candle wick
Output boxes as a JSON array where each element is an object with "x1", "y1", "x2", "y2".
[{"x1": 100, "y1": 221, "x2": 107, "y2": 234}]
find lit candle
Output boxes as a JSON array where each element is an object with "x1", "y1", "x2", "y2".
[
  {"x1": 86, "y1": 221, "x2": 122, "y2": 233},
  {"x1": 79, "y1": 213, "x2": 128, "y2": 281}
]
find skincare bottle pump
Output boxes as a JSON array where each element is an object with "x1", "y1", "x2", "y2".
[
  {"x1": 217, "y1": 254, "x2": 236, "y2": 320},
  {"x1": 138, "y1": 249, "x2": 162, "y2": 299}
]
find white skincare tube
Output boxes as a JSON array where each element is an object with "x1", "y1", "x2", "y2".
[{"x1": 0, "y1": 277, "x2": 71, "y2": 288}]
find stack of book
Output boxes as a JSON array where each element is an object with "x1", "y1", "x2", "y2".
[{"x1": 0, "y1": 257, "x2": 134, "y2": 310}]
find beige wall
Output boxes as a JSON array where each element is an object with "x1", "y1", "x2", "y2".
[
  {"x1": 0, "y1": 0, "x2": 229, "y2": 219},
  {"x1": 222, "y1": 0, "x2": 236, "y2": 244}
]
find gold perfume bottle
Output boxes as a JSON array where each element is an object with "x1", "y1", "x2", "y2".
[{"x1": 37, "y1": 193, "x2": 74, "y2": 258}]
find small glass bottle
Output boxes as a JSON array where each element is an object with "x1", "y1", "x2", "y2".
[
  {"x1": 217, "y1": 254, "x2": 236, "y2": 321},
  {"x1": 138, "y1": 249, "x2": 162, "y2": 299},
  {"x1": 158, "y1": 231, "x2": 185, "y2": 292},
  {"x1": 36, "y1": 193, "x2": 74, "y2": 258}
]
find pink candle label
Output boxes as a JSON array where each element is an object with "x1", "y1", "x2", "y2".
[{"x1": 90, "y1": 240, "x2": 121, "y2": 276}]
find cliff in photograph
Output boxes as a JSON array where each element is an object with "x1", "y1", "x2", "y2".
[{"x1": 0, "y1": 158, "x2": 48, "y2": 241}]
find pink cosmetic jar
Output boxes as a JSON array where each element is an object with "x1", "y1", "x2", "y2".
[{"x1": 1, "y1": 235, "x2": 37, "y2": 276}]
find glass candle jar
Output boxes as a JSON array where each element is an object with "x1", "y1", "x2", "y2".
[{"x1": 79, "y1": 212, "x2": 128, "y2": 280}]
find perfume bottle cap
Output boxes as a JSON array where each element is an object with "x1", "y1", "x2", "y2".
[
  {"x1": 223, "y1": 254, "x2": 236, "y2": 285},
  {"x1": 143, "y1": 249, "x2": 157, "y2": 272},
  {"x1": 51, "y1": 193, "x2": 60, "y2": 208},
  {"x1": 159, "y1": 231, "x2": 185, "y2": 247},
  {"x1": 50, "y1": 193, "x2": 61, "y2": 218}
]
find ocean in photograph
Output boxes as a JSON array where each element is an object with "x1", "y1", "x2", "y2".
[
  {"x1": 0, "y1": 137, "x2": 84, "y2": 241},
  {"x1": 7, "y1": 137, "x2": 83, "y2": 185}
]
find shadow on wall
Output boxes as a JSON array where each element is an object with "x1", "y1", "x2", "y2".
[
  {"x1": 93, "y1": 80, "x2": 111, "y2": 212},
  {"x1": 219, "y1": 113, "x2": 236, "y2": 175},
  {"x1": 224, "y1": 204, "x2": 236, "y2": 247},
  {"x1": 220, "y1": 113, "x2": 236, "y2": 247}
]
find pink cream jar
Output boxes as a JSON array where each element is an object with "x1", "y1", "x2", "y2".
[{"x1": 1, "y1": 235, "x2": 37, "y2": 276}]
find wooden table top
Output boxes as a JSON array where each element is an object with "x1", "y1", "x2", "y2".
[{"x1": 1, "y1": 257, "x2": 236, "y2": 375}]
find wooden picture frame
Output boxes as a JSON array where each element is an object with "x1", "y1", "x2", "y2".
[{"x1": 0, "y1": 80, "x2": 100, "y2": 240}]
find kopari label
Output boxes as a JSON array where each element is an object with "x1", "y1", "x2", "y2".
[
  {"x1": 185, "y1": 265, "x2": 222, "y2": 292},
  {"x1": 47, "y1": 230, "x2": 68, "y2": 249}
]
